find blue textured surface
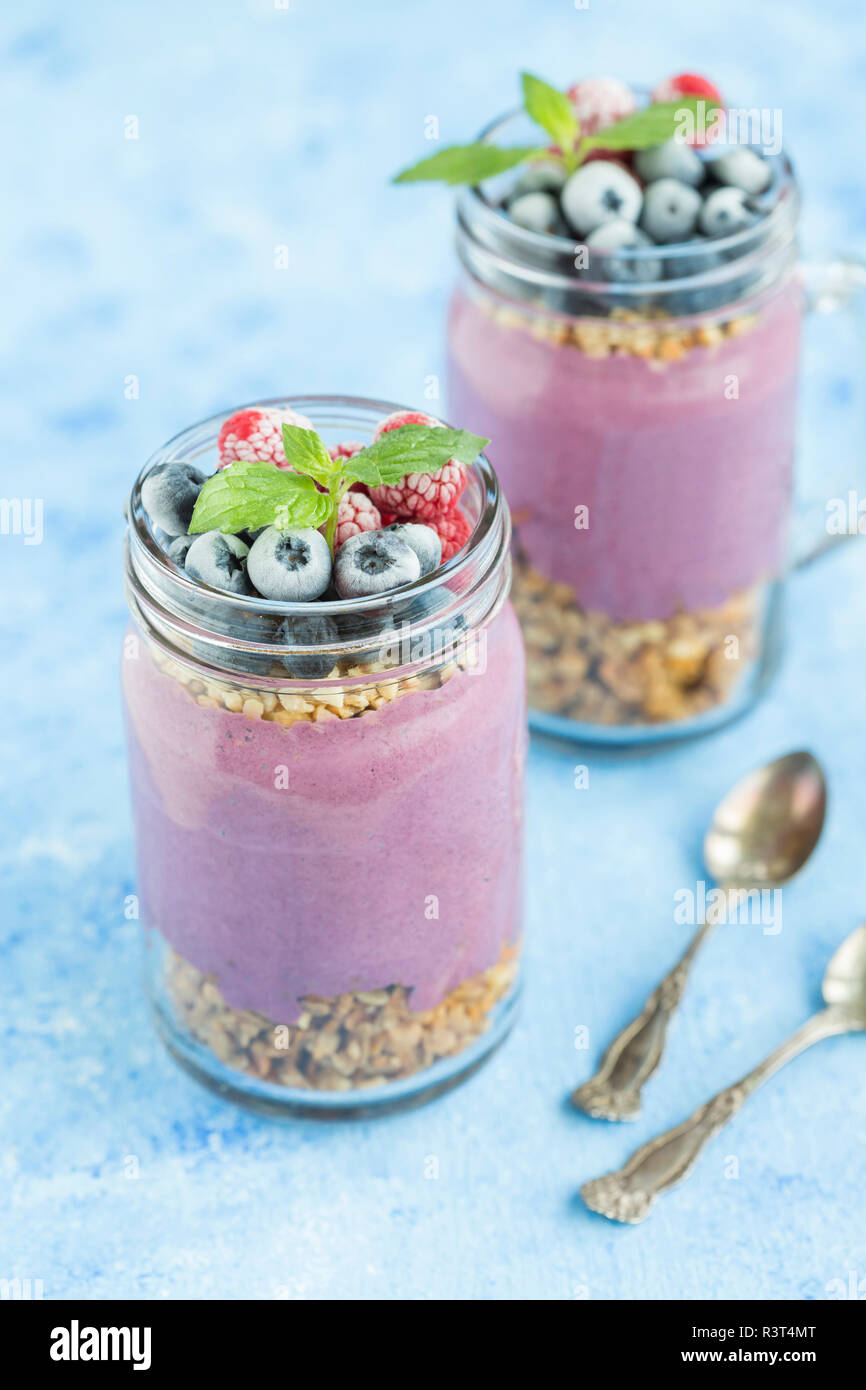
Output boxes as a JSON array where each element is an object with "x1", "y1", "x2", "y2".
[{"x1": 3, "y1": 0, "x2": 866, "y2": 1301}]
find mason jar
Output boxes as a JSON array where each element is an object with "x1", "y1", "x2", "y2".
[
  {"x1": 122, "y1": 396, "x2": 525, "y2": 1118},
  {"x1": 447, "y1": 110, "x2": 866, "y2": 743}
]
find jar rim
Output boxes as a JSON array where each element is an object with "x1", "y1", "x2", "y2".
[
  {"x1": 125, "y1": 394, "x2": 511, "y2": 684},
  {"x1": 456, "y1": 106, "x2": 799, "y2": 306}
]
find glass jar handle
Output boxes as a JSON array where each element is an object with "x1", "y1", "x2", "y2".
[{"x1": 793, "y1": 256, "x2": 866, "y2": 568}]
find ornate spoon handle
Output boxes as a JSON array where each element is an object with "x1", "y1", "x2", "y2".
[
  {"x1": 572, "y1": 922, "x2": 714, "y2": 1121},
  {"x1": 581, "y1": 1007, "x2": 860, "y2": 1223}
]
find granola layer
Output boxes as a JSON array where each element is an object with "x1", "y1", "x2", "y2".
[
  {"x1": 482, "y1": 294, "x2": 758, "y2": 364},
  {"x1": 151, "y1": 644, "x2": 467, "y2": 726},
  {"x1": 166, "y1": 943, "x2": 519, "y2": 1091},
  {"x1": 512, "y1": 557, "x2": 761, "y2": 724}
]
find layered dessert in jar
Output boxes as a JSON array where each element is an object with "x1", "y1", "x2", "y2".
[
  {"x1": 122, "y1": 397, "x2": 525, "y2": 1115},
  {"x1": 398, "y1": 70, "x2": 802, "y2": 738}
]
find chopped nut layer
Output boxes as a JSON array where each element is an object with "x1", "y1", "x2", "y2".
[
  {"x1": 484, "y1": 297, "x2": 758, "y2": 363},
  {"x1": 153, "y1": 647, "x2": 462, "y2": 726},
  {"x1": 166, "y1": 944, "x2": 519, "y2": 1091},
  {"x1": 512, "y1": 557, "x2": 762, "y2": 725}
]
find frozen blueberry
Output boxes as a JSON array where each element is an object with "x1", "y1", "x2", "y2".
[
  {"x1": 634, "y1": 139, "x2": 704, "y2": 188},
  {"x1": 585, "y1": 219, "x2": 662, "y2": 283},
  {"x1": 507, "y1": 191, "x2": 562, "y2": 234},
  {"x1": 274, "y1": 613, "x2": 339, "y2": 680},
  {"x1": 384, "y1": 522, "x2": 442, "y2": 577},
  {"x1": 166, "y1": 534, "x2": 195, "y2": 566},
  {"x1": 185, "y1": 531, "x2": 251, "y2": 595},
  {"x1": 509, "y1": 159, "x2": 568, "y2": 198},
  {"x1": 141, "y1": 461, "x2": 206, "y2": 536},
  {"x1": 246, "y1": 526, "x2": 332, "y2": 601},
  {"x1": 699, "y1": 186, "x2": 755, "y2": 237},
  {"x1": 334, "y1": 531, "x2": 421, "y2": 599},
  {"x1": 640, "y1": 178, "x2": 702, "y2": 244},
  {"x1": 705, "y1": 148, "x2": 771, "y2": 196},
  {"x1": 561, "y1": 161, "x2": 642, "y2": 238}
]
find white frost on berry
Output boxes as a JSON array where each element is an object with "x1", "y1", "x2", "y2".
[
  {"x1": 332, "y1": 489, "x2": 382, "y2": 549},
  {"x1": 567, "y1": 77, "x2": 636, "y2": 136}
]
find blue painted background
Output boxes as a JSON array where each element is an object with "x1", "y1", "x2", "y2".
[{"x1": 3, "y1": 0, "x2": 866, "y2": 1300}]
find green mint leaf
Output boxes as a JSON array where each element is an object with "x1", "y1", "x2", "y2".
[
  {"x1": 581, "y1": 96, "x2": 712, "y2": 153},
  {"x1": 281, "y1": 423, "x2": 341, "y2": 487},
  {"x1": 393, "y1": 143, "x2": 543, "y2": 186},
  {"x1": 348, "y1": 425, "x2": 489, "y2": 487},
  {"x1": 521, "y1": 72, "x2": 578, "y2": 156},
  {"x1": 188, "y1": 460, "x2": 329, "y2": 535}
]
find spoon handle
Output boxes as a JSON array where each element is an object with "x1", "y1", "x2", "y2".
[
  {"x1": 572, "y1": 922, "x2": 714, "y2": 1121},
  {"x1": 581, "y1": 1007, "x2": 858, "y2": 1223}
]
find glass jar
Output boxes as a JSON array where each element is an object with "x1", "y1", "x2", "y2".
[
  {"x1": 447, "y1": 110, "x2": 866, "y2": 743},
  {"x1": 122, "y1": 396, "x2": 525, "y2": 1118}
]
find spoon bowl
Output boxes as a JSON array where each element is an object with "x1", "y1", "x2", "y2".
[
  {"x1": 822, "y1": 923, "x2": 866, "y2": 1009},
  {"x1": 703, "y1": 750, "x2": 827, "y2": 889}
]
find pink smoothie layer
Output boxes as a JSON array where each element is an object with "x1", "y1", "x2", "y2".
[
  {"x1": 448, "y1": 283, "x2": 802, "y2": 621},
  {"x1": 123, "y1": 606, "x2": 525, "y2": 1023}
]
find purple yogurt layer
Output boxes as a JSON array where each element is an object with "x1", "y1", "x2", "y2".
[
  {"x1": 448, "y1": 282, "x2": 802, "y2": 621},
  {"x1": 123, "y1": 604, "x2": 525, "y2": 1023}
]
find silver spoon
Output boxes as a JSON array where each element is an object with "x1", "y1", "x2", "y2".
[
  {"x1": 572, "y1": 751, "x2": 827, "y2": 1121},
  {"x1": 581, "y1": 922, "x2": 866, "y2": 1222}
]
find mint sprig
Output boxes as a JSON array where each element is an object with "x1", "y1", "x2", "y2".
[
  {"x1": 393, "y1": 143, "x2": 543, "y2": 186},
  {"x1": 188, "y1": 423, "x2": 490, "y2": 558},
  {"x1": 188, "y1": 460, "x2": 330, "y2": 535},
  {"x1": 521, "y1": 72, "x2": 579, "y2": 171},
  {"x1": 580, "y1": 99, "x2": 704, "y2": 154},
  {"x1": 393, "y1": 73, "x2": 715, "y2": 186}
]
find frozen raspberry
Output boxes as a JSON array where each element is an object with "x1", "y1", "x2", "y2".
[
  {"x1": 567, "y1": 77, "x2": 636, "y2": 136},
  {"x1": 431, "y1": 509, "x2": 471, "y2": 561},
  {"x1": 331, "y1": 488, "x2": 382, "y2": 551},
  {"x1": 372, "y1": 409, "x2": 440, "y2": 442},
  {"x1": 329, "y1": 440, "x2": 364, "y2": 462},
  {"x1": 368, "y1": 409, "x2": 468, "y2": 521},
  {"x1": 651, "y1": 73, "x2": 722, "y2": 148},
  {"x1": 217, "y1": 405, "x2": 313, "y2": 471},
  {"x1": 651, "y1": 72, "x2": 722, "y2": 104}
]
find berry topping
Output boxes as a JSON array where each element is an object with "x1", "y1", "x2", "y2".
[
  {"x1": 634, "y1": 138, "x2": 704, "y2": 188},
  {"x1": 431, "y1": 509, "x2": 472, "y2": 562},
  {"x1": 567, "y1": 77, "x2": 636, "y2": 135},
  {"x1": 507, "y1": 191, "x2": 564, "y2": 235},
  {"x1": 328, "y1": 440, "x2": 364, "y2": 462},
  {"x1": 217, "y1": 405, "x2": 313, "y2": 470},
  {"x1": 561, "y1": 160, "x2": 643, "y2": 238},
  {"x1": 706, "y1": 148, "x2": 772, "y2": 197},
  {"x1": 275, "y1": 613, "x2": 339, "y2": 680},
  {"x1": 510, "y1": 159, "x2": 568, "y2": 198},
  {"x1": 368, "y1": 411, "x2": 468, "y2": 521},
  {"x1": 698, "y1": 186, "x2": 754, "y2": 238},
  {"x1": 640, "y1": 178, "x2": 702, "y2": 244},
  {"x1": 141, "y1": 461, "x2": 206, "y2": 537},
  {"x1": 586, "y1": 219, "x2": 662, "y2": 283},
  {"x1": 333, "y1": 530, "x2": 421, "y2": 599},
  {"x1": 333, "y1": 488, "x2": 382, "y2": 550},
  {"x1": 384, "y1": 522, "x2": 442, "y2": 577},
  {"x1": 246, "y1": 526, "x2": 332, "y2": 601},
  {"x1": 372, "y1": 409, "x2": 440, "y2": 440},
  {"x1": 166, "y1": 534, "x2": 195, "y2": 566},
  {"x1": 651, "y1": 73, "x2": 722, "y2": 104},
  {"x1": 651, "y1": 74, "x2": 722, "y2": 148},
  {"x1": 184, "y1": 531, "x2": 251, "y2": 595}
]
